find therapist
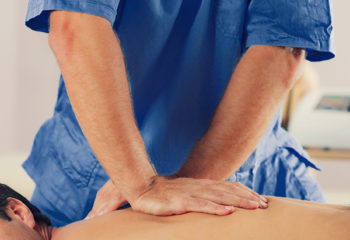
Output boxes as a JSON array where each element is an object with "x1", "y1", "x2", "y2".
[{"x1": 24, "y1": 0, "x2": 335, "y2": 227}]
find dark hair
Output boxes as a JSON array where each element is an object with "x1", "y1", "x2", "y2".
[{"x1": 0, "y1": 184, "x2": 51, "y2": 226}]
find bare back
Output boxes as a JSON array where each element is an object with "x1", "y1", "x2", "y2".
[{"x1": 52, "y1": 197, "x2": 350, "y2": 240}]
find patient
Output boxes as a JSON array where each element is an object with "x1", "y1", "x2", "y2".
[{"x1": 0, "y1": 183, "x2": 349, "y2": 240}]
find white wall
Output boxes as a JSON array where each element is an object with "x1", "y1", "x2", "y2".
[
  {"x1": 0, "y1": 1, "x2": 17, "y2": 154},
  {"x1": 300, "y1": 1, "x2": 350, "y2": 204},
  {"x1": 0, "y1": 1, "x2": 59, "y2": 154},
  {"x1": 312, "y1": 1, "x2": 350, "y2": 87}
]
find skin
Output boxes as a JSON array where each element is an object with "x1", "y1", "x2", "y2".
[
  {"x1": 48, "y1": 10, "x2": 303, "y2": 217},
  {"x1": 0, "y1": 198, "x2": 52, "y2": 240},
  {"x1": 176, "y1": 47, "x2": 304, "y2": 180},
  {"x1": 2, "y1": 197, "x2": 350, "y2": 240}
]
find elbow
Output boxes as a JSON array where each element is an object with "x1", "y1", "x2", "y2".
[
  {"x1": 48, "y1": 10, "x2": 114, "y2": 61},
  {"x1": 48, "y1": 13, "x2": 77, "y2": 60},
  {"x1": 247, "y1": 45, "x2": 306, "y2": 91},
  {"x1": 48, "y1": 27, "x2": 73, "y2": 54},
  {"x1": 48, "y1": 31, "x2": 74, "y2": 61},
  {"x1": 279, "y1": 47, "x2": 305, "y2": 90}
]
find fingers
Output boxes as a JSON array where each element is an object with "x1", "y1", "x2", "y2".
[
  {"x1": 132, "y1": 196, "x2": 234, "y2": 216},
  {"x1": 222, "y1": 182, "x2": 268, "y2": 208},
  {"x1": 131, "y1": 176, "x2": 268, "y2": 217},
  {"x1": 227, "y1": 182, "x2": 264, "y2": 200},
  {"x1": 86, "y1": 180, "x2": 126, "y2": 219},
  {"x1": 191, "y1": 189, "x2": 258, "y2": 209},
  {"x1": 185, "y1": 198, "x2": 235, "y2": 216},
  {"x1": 188, "y1": 179, "x2": 268, "y2": 209},
  {"x1": 86, "y1": 198, "x2": 126, "y2": 219}
]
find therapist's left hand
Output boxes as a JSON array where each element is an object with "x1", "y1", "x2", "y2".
[{"x1": 86, "y1": 180, "x2": 126, "y2": 219}]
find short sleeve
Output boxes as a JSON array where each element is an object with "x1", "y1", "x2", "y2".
[
  {"x1": 244, "y1": 0, "x2": 335, "y2": 62},
  {"x1": 25, "y1": 0, "x2": 120, "y2": 33}
]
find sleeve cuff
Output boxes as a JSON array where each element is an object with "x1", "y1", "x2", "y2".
[
  {"x1": 245, "y1": 33, "x2": 336, "y2": 62},
  {"x1": 25, "y1": 0, "x2": 119, "y2": 33}
]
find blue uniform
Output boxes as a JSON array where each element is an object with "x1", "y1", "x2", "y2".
[{"x1": 24, "y1": 0, "x2": 335, "y2": 227}]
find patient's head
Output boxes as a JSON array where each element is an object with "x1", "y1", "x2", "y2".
[{"x1": 0, "y1": 184, "x2": 52, "y2": 240}]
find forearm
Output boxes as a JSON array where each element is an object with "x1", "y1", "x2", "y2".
[
  {"x1": 48, "y1": 11, "x2": 156, "y2": 202},
  {"x1": 177, "y1": 46, "x2": 305, "y2": 180}
]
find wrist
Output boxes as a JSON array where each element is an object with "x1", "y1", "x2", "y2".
[{"x1": 124, "y1": 174, "x2": 161, "y2": 204}]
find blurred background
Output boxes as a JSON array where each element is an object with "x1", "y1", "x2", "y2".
[{"x1": 1, "y1": 1, "x2": 349, "y2": 203}]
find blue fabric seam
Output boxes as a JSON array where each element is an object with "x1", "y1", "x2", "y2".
[
  {"x1": 280, "y1": 151, "x2": 311, "y2": 200},
  {"x1": 85, "y1": 159, "x2": 99, "y2": 187},
  {"x1": 282, "y1": 146, "x2": 320, "y2": 171}
]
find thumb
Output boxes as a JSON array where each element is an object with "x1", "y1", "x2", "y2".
[
  {"x1": 85, "y1": 180, "x2": 126, "y2": 219},
  {"x1": 86, "y1": 197, "x2": 126, "y2": 219}
]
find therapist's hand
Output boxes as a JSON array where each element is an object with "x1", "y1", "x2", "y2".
[
  {"x1": 86, "y1": 180, "x2": 126, "y2": 219},
  {"x1": 130, "y1": 176, "x2": 267, "y2": 216}
]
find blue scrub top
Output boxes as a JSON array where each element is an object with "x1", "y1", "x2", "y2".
[{"x1": 24, "y1": 0, "x2": 335, "y2": 226}]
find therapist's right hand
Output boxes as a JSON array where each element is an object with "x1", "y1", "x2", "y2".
[{"x1": 130, "y1": 176, "x2": 267, "y2": 216}]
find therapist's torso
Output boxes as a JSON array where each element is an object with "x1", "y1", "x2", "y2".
[{"x1": 23, "y1": 0, "x2": 334, "y2": 226}]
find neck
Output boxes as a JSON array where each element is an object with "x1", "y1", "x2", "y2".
[{"x1": 35, "y1": 223, "x2": 54, "y2": 240}]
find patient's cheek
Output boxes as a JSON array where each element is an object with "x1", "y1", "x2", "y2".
[
  {"x1": 0, "y1": 219, "x2": 43, "y2": 240},
  {"x1": 0, "y1": 224, "x2": 17, "y2": 240}
]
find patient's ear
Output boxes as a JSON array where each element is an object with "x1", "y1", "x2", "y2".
[{"x1": 6, "y1": 197, "x2": 36, "y2": 229}]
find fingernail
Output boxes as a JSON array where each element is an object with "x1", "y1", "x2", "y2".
[
  {"x1": 260, "y1": 200, "x2": 268, "y2": 209},
  {"x1": 260, "y1": 196, "x2": 268, "y2": 202},
  {"x1": 85, "y1": 216, "x2": 91, "y2": 220},
  {"x1": 225, "y1": 206, "x2": 234, "y2": 211}
]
